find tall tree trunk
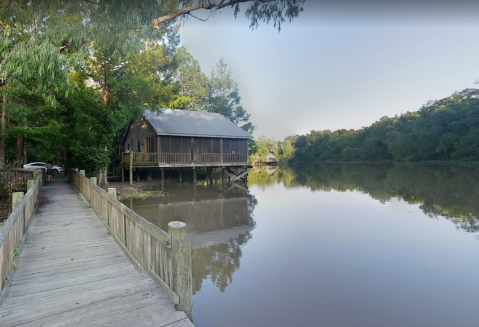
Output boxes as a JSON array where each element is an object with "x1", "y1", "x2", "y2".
[
  {"x1": 16, "y1": 134, "x2": 24, "y2": 167},
  {"x1": 103, "y1": 64, "x2": 110, "y2": 105},
  {"x1": 98, "y1": 145, "x2": 109, "y2": 187},
  {"x1": 0, "y1": 92, "x2": 6, "y2": 169},
  {"x1": 98, "y1": 64, "x2": 110, "y2": 187}
]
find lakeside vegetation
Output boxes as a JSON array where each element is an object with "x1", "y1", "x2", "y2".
[{"x1": 248, "y1": 89, "x2": 479, "y2": 164}]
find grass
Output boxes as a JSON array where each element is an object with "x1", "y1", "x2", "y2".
[{"x1": 14, "y1": 246, "x2": 21, "y2": 257}]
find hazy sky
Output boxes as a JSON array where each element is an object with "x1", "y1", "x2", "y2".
[{"x1": 180, "y1": 1, "x2": 479, "y2": 140}]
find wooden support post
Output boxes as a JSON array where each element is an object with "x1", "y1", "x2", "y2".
[
  {"x1": 179, "y1": 170, "x2": 182, "y2": 183},
  {"x1": 129, "y1": 151, "x2": 134, "y2": 185},
  {"x1": 33, "y1": 169, "x2": 39, "y2": 181},
  {"x1": 147, "y1": 169, "x2": 152, "y2": 181},
  {"x1": 161, "y1": 168, "x2": 164, "y2": 186},
  {"x1": 27, "y1": 180, "x2": 34, "y2": 192},
  {"x1": 137, "y1": 169, "x2": 140, "y2": 182},
  {"x1": 90, "y1": 177, "x2": 97, "y2": 185},
  {"x1": 168, "y1": 221, "x2": 193, "y2": 320},
  {"x1": 79, "y1": 170, "x2": 85, "y2": 176},
  {"x1": 12, "y1": 192, "x2": 24, "y2": 210},
  {"x1": 222, "y1": 167, "x2": 225, "y2": 184},
  {"x1": 192, "y1": 168, "x2": 197, "y2": 184},
  {"x1": 108, "y1": 188, "x2": 117, "y2": 200},
  {"x1": 220, "y1": 139, "x2": 223, "y2": 163},
  {"x1": 121, "y1": 166, "x2": 125, "y2": 183}
]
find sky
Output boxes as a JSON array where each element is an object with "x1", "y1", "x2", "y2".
[{"x1": 180, "y1": 1, "x2": 479, "y2": 140}]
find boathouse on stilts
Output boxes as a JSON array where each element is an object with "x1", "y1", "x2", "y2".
[{"x1": 120, "y1": 109, "x2": 253, "y2": 185}]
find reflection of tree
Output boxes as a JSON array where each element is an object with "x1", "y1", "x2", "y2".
[
  {"x1": 250, "y1": 164, "x2": 479, "y2": 233},
  {"x1": 123, "y1": 184, "x2": 258, "y2": 293},
  {"x1": 191, "y1": 194, "x2": 257, "y2": 294},
  {"x1": 192, "y1": 230, "x2": 253, "y2": 294}
]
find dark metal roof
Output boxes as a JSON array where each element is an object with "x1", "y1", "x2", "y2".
[{"x1": 144, "y1": 109, "x2": 253, "y2": 139}]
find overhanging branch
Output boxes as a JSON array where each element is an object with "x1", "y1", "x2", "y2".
[{"x1": 152, "y1": 0, "x2": 253, "y2": 29}]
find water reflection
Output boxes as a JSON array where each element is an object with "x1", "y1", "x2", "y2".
[
  {"x1": 249, "y1": 163, "x2": 479, "y2": 234},
  {"x1": 123, "y1": 183, "x2": 257, "y2": 293}
]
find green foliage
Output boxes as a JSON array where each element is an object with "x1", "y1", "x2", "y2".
[
  {"x1": 171, "y1": 46, "x2": 209, "y2": 110},
  {"x1": 14, "y1": 246, "x2": 21, "y2": 257},
  {"x1": 206, "y1": 59, "x2": 255, "y2": 134},
  {"x1": 291, "y1": 89, "x2": 479, "y2": 163}
]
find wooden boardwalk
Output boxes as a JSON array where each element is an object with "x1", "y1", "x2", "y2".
[{"x1": 0, "y1": 179, "x2": 194, "y2": 327}]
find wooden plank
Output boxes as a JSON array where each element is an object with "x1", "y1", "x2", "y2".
[{"x1": 146, "y1": 268, "x2": 180, "y2": 305}]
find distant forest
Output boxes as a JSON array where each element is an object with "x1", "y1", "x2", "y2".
[{"x1": 288, "y1": 89, "x2": 479, "y2": 163}]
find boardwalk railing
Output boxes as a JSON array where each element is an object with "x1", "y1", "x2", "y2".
[
  {"x1": 0, "y1": 169, "x2": 44, "y2": 295},
  {"x1": 0, "y1": 169, "x2": 36, "y2": 190},
  {"x1": 69, "y1": 169, "x2": 193, "y2": 319}
]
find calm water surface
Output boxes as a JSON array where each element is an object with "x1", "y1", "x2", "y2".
[{"x1": 123, "y1": 164, "x2": 479, "y2": 327}]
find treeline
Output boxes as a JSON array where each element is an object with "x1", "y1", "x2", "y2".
[
  {"x1": 0, "y1": 1, "x2": 305, "y2": 185},
  {"x1": 289, "y1": 89, "x2": 479, "y2": 162}
]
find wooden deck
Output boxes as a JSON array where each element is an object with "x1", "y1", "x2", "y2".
[{"x1": 0, "y1": 179, "x2": 194, "y2": 327}]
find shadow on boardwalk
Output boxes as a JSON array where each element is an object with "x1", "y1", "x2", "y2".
[{"x1": 0, "y1": 179, "x2": 193, "y2": 327}]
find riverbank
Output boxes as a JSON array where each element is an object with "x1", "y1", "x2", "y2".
[{"x1": 101, "y1": 181, "x2": 168, "y2": 200}]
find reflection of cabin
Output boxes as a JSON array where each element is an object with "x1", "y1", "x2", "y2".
[
  {"x1": 122, "y1": 109, "x2": 253, "y2": 168},
  {"x1": 127, "y1": 196, "x2": 254, "y2": 248},
  {"x1": 266, "y1": 153, "x2": 277, "y2": 163}
]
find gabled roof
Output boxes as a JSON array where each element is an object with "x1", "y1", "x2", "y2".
[
  {"x1": 266, "y1": 153, "x2": 277, "y2": 159},
  {"x1": 144, "y1": 109, "x2": 253, "y2": 139}
]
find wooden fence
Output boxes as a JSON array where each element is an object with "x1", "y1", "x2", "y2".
[
  {"x1": 0, "y1": 169, "x2": 36, "y2": 189},
  {"x1": 69, "y1": 170, "x2": 193, "y2": 319},
  {"x1": 0, "y1": 169, "x2": 44, "y2": 295}
]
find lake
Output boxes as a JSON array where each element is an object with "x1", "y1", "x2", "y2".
[{"x1": 122, "y1": 163, "x2": 479, "y2": 327}]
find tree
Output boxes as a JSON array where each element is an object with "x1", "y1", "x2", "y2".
[
  {"x1": 207, "y1": 59, "x2": 255, "y2": 133},
  {"x1": 171, "y1": 46, "x2": 209, "y2": 110}
]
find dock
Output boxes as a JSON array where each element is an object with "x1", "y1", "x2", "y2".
[{"x1": 0, "y1": 179, "x2": 194, "y2": 327}]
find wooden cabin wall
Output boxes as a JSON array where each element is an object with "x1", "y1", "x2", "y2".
[{"x1": 124, "y1": 118, "x2": 157, "y2": 152}]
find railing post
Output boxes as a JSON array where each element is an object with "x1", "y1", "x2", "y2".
[
  {"x1": 168, "y1": 221, "x2": 193, "y2": 320},
  {"x1": 108, "y1": 188, "x2": 117, "y2": 200},
  {"x1": 80, "y1": 170, "x2": 85, "y2": 176},
  {"x1": 33, "y1": 169, "x2": 39, "y2": 181},
  {"x1": 90, "y1": 177, "x2": 97, "y2": 185},
  {"x1": 12, "y1": 192, "x2": 24, "y2": 210},
  {"x1": 27, "y1": 179, "x2": 34, "y2": 192}
]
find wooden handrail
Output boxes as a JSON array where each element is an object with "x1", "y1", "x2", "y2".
[
  {"x1": 0, "y1": 169, "x2": 44, "y2": 296},
  {"x1": 69, "y1": 170, "x2": 193, "y2": 319}
]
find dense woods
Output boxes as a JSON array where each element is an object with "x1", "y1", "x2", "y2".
[{"x1": 288, "y1": 89, "x2": 479, "y2": 163}]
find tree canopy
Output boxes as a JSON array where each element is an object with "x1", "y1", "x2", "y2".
[{"x1": 288, "y1": 89, "x2": 479, "y2": 163}]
